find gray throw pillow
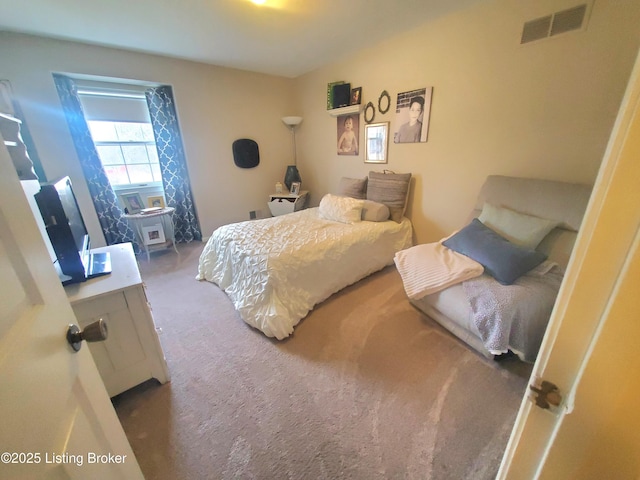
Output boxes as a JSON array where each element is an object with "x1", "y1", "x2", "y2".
[
  {"x1": 337, "y1": 177, "x2": 367, "y2": 199},
  {"x1": 442, "y1": 219, "x2": 547, "y2": 285},
  {"x1": 366, "y1": 171, "x2": 411, "y2": 223},
  {"x1": 361, "y1": 200, "x2": 390, "y2": 222}
]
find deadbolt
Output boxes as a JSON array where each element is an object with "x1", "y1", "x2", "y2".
[{"x1": 67, "y1": 318, "x2": 108, "y2": 352}]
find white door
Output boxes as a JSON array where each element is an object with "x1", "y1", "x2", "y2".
[
  {"x1": 498, "y1": 49, "x2": 640, "y2": 478},
  {"x1": 0, "y1": 135, "x2": 143, "y2": 478}
]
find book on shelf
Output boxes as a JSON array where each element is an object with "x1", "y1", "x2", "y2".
[
  {"x1": 331, "y1": 83, "x2": 351, "y2": 109},
  {"x1": 327, "y1": 81, "x2": 344, "y2": 109}
]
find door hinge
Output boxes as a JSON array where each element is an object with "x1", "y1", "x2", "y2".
[{"x1": 529, "y1": 379, "x2": 562, "y2": 410}]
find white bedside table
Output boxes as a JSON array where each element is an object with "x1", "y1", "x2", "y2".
[
  {"x1": 124, "y1": 207, "x2": 179, "y2": 261},
  {"x1": 268, "y1": 190, "x2": 309, "y2": 216}
]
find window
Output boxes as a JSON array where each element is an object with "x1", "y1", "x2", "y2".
[
  {"x1": 77, "y1": 81, "x2": 161, "y2": 190},
  {"x1": 88, "y1": 120, "x2": 161, "y2": 186}
]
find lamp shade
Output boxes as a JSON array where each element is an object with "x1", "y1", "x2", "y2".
[{"x1": 282, "y1": 116, "x2": 303, "y2": 127}]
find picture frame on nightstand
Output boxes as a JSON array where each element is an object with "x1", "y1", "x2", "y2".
[
  {"x1": 290, "y1": 182, "x2": 301, "y2": 195},
  {"x1": 142, "y1": 224, "x2": 166, "y2": 245},
  {"x1": 147, "y1": 195, "x2": 165, "y2": 208},
  {"x1": 120, "y1": 192, "x2": 144, "y2": 214}
]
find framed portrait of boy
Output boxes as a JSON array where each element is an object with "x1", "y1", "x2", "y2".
[
  {"x1": 290, "y1": 182, "x2": 301, "y2": 195},
  {"x1": 393, "y1": 87, "x2": 433, "y2": 144}
]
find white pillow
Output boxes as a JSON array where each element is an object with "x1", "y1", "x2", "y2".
[
  {"x1": 361, "y1": 200, "x2": 390, "y2": 222},
  {"x1": 478, "y1": 203, "x2": 558, "y2": 249},
  {"x1": 319, "y1": 194, "x2": 364, "y2": 224}
]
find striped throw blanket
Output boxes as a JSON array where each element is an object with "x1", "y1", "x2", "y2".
[{"x1": 394, "y1": 242, "x2": 484, "y2": 300}]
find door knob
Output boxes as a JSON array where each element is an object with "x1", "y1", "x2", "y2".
[{"x1": 67, "y1": 318, "x2": 108, "y2": 352}]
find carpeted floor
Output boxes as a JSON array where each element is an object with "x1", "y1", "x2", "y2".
[{"x1": 112, "y1": 242, "x2": 531, "y2": 480}]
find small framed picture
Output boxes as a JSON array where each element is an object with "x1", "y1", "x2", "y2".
[
  {"x1": 350, "y1": 87, "x2": 362, "y2": 105},
  {"x1": 290, "y1": 182, "x2": 301, "y2": 195},
  {"x1": 142, "y1": 224, "x2": 166, "y2": 245},
  {"x1": 147, "y1": 195, "x2": 166, "y2": 208},
  {"x1": 365, "y1": 122, "x2": 389, "y2": 164},
  {"x1": 120, "y1": 193, "x2": 144, "y2": 214}
]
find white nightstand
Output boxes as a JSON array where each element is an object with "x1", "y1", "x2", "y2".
[
  {"x1": 268, "y1": 190, "x2": 309, "y2": 216},
  {"x1": 124, "y1": 207, "x2": 179, "y2": 261}
]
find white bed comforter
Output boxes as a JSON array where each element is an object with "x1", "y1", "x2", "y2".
[{"x1": 196, "y1": 208, "x2": 413, "y2": 339}]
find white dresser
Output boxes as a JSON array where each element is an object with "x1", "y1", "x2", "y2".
[{"x1": 64, "y1": 242, "x2": 170, "y2": 397}]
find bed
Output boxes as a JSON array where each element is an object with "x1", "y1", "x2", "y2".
[
  {"x1": 197, "y1": 172, "x2": 413, "y2": 339},
  {"x1": 395, "y1": 175, "x2": 592, "y2": 362}
]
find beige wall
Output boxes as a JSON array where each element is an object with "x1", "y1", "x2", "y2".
[
  {"x1": 0, "y1": 32, "x2": 296, "y2": 245},
  {"x1": 295, "y1": 0, "x2": 640, "y2": 243},
  {"x1": 1, "y1": 0, "x2": 639, "y2": 248}
]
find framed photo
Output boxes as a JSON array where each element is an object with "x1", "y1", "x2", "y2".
[
  {"x1": 393, "y1": 87, "x2": 433, "y2": 144},
  {"x1": 337, "y1": 114, "x2": 360, "y2": 156},
  {"x1": 350, "y1": 87, "x2": 362, "y2": 105},
  {"x1": 290, "y1": 182, "x2": 301, "y2": 195},
  {"x1": 121, "y1": 192, "x2": 144, "y2": 214},
  {"x1": 147, "y1": 195, "x2": 165, "y2": 208},
  {"x1": 365, "y1": 122, "x2": 389, "y2": 164},
  {"x1": 142, "y1": 224, "x2": 166, "y2": 245}
]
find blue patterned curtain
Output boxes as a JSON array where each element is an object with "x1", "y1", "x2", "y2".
[
  {"x1": 146, "y1": 86, "x2": 202, "y2": 243},
  {"x1": 52, "y1": 74, "x2": 136, "y2": 246}
]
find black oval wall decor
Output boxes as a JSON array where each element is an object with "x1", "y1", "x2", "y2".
[{"x1": 232, "y1": 139, "x2": 260, "y2": 168}]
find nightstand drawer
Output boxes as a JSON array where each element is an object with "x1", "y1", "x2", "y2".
[{"x1": 268, "y1": 191, "x2": 308, "y2": 216}]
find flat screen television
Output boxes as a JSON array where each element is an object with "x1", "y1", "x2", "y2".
[{"x1": 35, "y1": 176, "x2": 111, "y2": 285}]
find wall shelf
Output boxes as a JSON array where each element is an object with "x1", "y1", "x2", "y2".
[{"x1": 328, "y1": 104, "x2": 362, "y2": 117}]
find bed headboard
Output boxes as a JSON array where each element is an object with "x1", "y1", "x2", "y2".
[{"x1": 469, "y1": 175, "x2": 593, "y2": 268}]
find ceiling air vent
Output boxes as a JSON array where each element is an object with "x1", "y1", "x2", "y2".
[
  {"x1": 520, "y1": 3, "x2": 588, "y2": 44},
  {"x1": 550, "y1": 4, "x2": 587, "y2": 36},
  {"x1": 521, "y1": 15, "x2": 552, "y2": 44}
]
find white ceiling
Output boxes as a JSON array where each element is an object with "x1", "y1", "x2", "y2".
[{"x1": 0, "y1": 0, "x2": 485, "y2": 78}]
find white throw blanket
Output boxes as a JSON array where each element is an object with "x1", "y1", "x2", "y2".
[{"x1": 394, "y1": 242, "x2": 484, "y2": 300}]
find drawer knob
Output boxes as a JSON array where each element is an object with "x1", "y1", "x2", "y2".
[{"x1": 67, "y1": 318, "x2": 109, "y2": 352}]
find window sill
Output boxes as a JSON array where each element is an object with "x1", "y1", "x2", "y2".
[{"x1": 113, "y1": 183, "x2": 163, "y2": 193}]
